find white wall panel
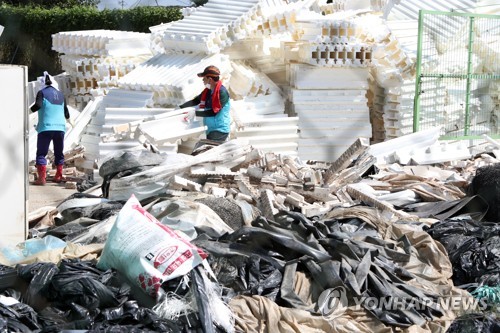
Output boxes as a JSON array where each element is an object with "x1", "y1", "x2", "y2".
[{"x1": 0, "y1": 65, "x2": 28, "y2": 246}]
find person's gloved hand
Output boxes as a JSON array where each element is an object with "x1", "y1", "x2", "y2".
[
  {"x1": 67, "y1": 118, "x2": 75, "y2": 128},
  {"x1": 183, "y1": 108, "x2": 195, "y2": 123}
]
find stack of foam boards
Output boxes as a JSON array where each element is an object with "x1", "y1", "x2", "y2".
[
  {"x1": 248, "y1": 0, "x2": 304, "y2": 38},
  {"x1": 232, "y1": 37, "x2": 289, "y2": 86},
  {"x1": 293, "y1": 12, "x2": 373, "y2": 68},
  {"x1": 363, "y1": 15, "x2": 440, "y2": 141},
  {"x1": 285, "y1": 11, "x2": 408, "y2": 152},
  {"x1": 383, "y1": 78, "x2": 448, "y2": 139},
  {"x1": 352, "y1": 15, "x2": 414, "y2": 84},
  {"x1": 234, "y1": 116, "x2": 299, "y2": 155},
  {"x1": 54, "y1": 30, "x2": 152, "y2": 109},
  {"x1": 81, "y1": 89, "x2": 156, "y2": 162},
  {"x1": 52, "y1": 30, "x2": 152, "y2": 56},
  {"x1": 60, "y1": 55, "x2": 150, "y2": 93},
  {"x1": 370, "y1": 75, "x2": 450, "y2": 142},
  {"x1": 117, "y1": 53, "x2": 232, "y2": 106},
  {"x1": 385, "y1": 20, "x2": 418, "y2": 59},
  {"x1": 158, "y1": 0, "x2": 284, "y2": 54},
  {"x1": 149, "y1": 22, "x2": 174, "y2": 55},
  {"x1": 228, "y1": 60, "x2": 282, "y2": 98},
  {"x1": 228, "y1": 60, "x2": 299, "y2": 155},
  {"x1": 231, "y1": 93, "x2": 299, "y2": 155},
  {"x1": 288, "y1": 64, "x2": 371, "y2": 161},
  {"x1": 283, "y1": 12, "x2": 378, "y2": 161},
  {"x1": 48, "y1": 0, "x2": 498, "y2": 171},
  {"x1": 342, "y1": 14, "x2": 417, "y2": 143}
]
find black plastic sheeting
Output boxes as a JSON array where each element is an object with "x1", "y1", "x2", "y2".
[
  {"x1": 57, "y1": 193, "x2": 123, "y2": 224},
  {"x1": 424, "y1": 217, "x2": 500, "y2": 288},
  {"x1": 29, "y1": 193, "x2": 124, "y2": 241},
  {"x1": 403, "y1": 195, "x2": 488, "y2": 222},
  {"x1": 77, "y1": 180, "x2": 99, "y2": 193},
  {"x1": 209, "y1": 254, "x2": 283, "y2": 302},
  {"x1": 467, "y1": 163, "x2": 500, "y2": 222},
  {"x1": 0, "y1": 259, "x2": 180, "y2": 332},
  {"x1": 0, "y1": 265, "x2": 17, "y2": 290},
  {"x1": 193, "y1": 211, "x2": 446, "y2": 328},
  {"x1": 446, "y1": 312, "x2": 500, "y2": 333},
  {"x1": 99, "y1": 151, "x2": 165, "y2": 198},
  {"x1": 44, "y1": 217, "x2": 101, "y2": 241},
  {"x1": 0, "y1": 259, "x2": 235, "y2": 332},
  {"x1": 7, "y1": 210, "x2": 448, "y2": 330},
  {"x1": 0, "y1": 301, "x2": 41, "y2": 332}
]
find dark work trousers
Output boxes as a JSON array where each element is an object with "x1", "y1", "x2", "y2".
[
  {"x1": 36, "y1": 131, "x2": 65, "y2": 166},
  {"x1": 206, "y1": 130, "x2": 229, "y2": 142}
]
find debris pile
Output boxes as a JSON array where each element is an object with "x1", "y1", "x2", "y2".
[
  {"x1": 11, "y1": 137, "x2": 500, "y2": 331},
  {"x1": 17, "y1": 0, "x2": 500, "y2": 331}
]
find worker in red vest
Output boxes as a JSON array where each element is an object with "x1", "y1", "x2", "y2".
[{"x1": 179, "y1": 65, "x2": 231, "y2": 142}]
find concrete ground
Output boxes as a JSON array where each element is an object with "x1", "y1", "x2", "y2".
[{"x1": 28, "y1": 182, "x2": 78, "y2": 213}]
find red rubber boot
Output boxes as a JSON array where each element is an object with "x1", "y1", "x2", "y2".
[
  {"x1": 53, "y1": 164, "x2": 66, "y2": 183},
  {"x1": 34, "y1": 165, "x2": 47, "y2": 186}
]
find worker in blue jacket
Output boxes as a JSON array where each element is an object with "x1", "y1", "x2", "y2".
[
  {"x1": 179, "y1": 65, "x2": 231, "y2": 142},
  {"x1": 30, "y1": 72, "x2": 72, "y2": 185}
]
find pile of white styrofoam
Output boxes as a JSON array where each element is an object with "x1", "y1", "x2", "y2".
[{"x1": 40, "y1": 0, "x2": 498, "y2": 170}]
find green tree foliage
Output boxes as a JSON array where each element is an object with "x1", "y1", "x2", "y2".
[
  {"x1": 1, "y1": 0, "x2": 100, "y2": 8},
  {"x1": 0, "y1": 4, "x2": 182, "y2": 79}
]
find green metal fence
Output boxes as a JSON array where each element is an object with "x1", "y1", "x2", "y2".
[{"x1": 413, "y1": 10, "x2": 500, "y2": 139}]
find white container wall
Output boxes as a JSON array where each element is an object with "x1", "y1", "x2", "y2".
[{"x1": 0, "y1": 65, "x2": 28, "y2": 246}]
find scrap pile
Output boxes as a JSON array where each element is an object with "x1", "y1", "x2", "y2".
[
  {"x1": 5, "y1": 136, "x2": 500, "y2": 332},
  {"x1": 15, "y1": 0, "x2": 500, "y2": 331}
]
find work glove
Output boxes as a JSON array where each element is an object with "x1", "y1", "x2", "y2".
[
  {"x1": 67, "y1": 118, "x2": 75, "y2": 128},
  {"x1": 183, "y1": 108, "x2": 196, "y2": 123}
]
